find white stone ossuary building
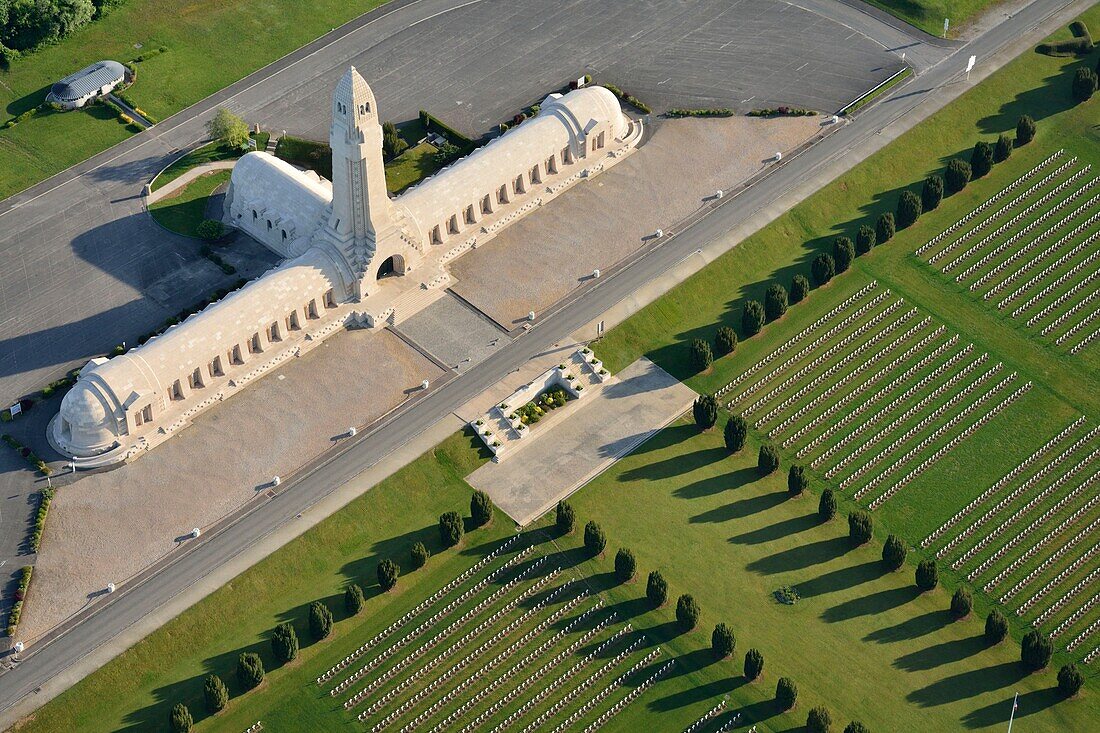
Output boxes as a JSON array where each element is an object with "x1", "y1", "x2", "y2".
[{"x1": 49, "y1": 68, "x2": 642, "y2": 467}]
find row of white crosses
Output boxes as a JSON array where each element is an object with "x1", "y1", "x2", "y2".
[
  {"x1": 580, "y1": 659, "x2": 676, "y2": 733},
  {"x1": 683, "y1": 701, "x2": 727, "y2": 733},
  {"x1": 713, "y1": 713, "x2": 744, "y2": 733},
  {"x1": 1070, "y1": 325, "x2": 1100, "y2": 354},
  {"x1": 471, "y1": 620, "x2": 629, "y2": 733},
  {"x1": 1084, "y1": 644, "x2": 1100, "y2": 665},
  {"x1": 1033, "y1": 567, "x2": 1100, "y2": 627},
  {"x1": 243, "y1": 723, "x2": 263, "y2": 733},
  {"x1": 500, "y1": 634, "x2": 646, "y2": 733},
  {"x1": 957, "y1": 176, "x2": 1099, "y2": 283},
  {"x1": 319, "y1": 537, "x2": 523, "y2": 685},
  {"x1": 1017, "y1": 536, "x2": 1100, "y2": 616},
  {"x1": 822, "y1": 354, "x2": 993, "y2": 477},
  {"x1": 998, "y1": 528, "x2": 1099, "y2": 602},
  {"x1": 970, "y1": 186, "x2": 1100, "y2": 291},
  {"x1": 867, "y1": 380, "x2": 1032, "y2": 509},
  {"x1": 1050, "y1": 592, "x2": 1100, "y2": 639},
  {"x1": 716, "y1": 281, "x2": 880, "y2": 398},
  {"x1": 365, "y1": 581, "x2": 580, "y2": 728},
  {"x1": 1002, "y1": 227, "x2": 1100, "y2": 312},
  {"x1": 1044, "y1": 289, "x2": 1099, "y2": 337},
  {"x1": 1025, "y1": 255, "x2": 1100, "y2": 326},
  {"x1": 986, "y1": 211, "x2": 1100, "y2": 300},
  {"x1": 951, "y1": 450, "x2": 1099, "y2": 570},
  {"x1": 943, "y1": 163, "x2": 1090, "y2": 274},
  {"x1": 425, "y1": 604, "x2": 610, "y2": 733},
  {"x1": 1066, "y1": 617, "x2": 1100, "y2": 652},
  {"x1": 754, "y1": 307, "x2": 918, "y2": 428},
  {"x1": 930, "y1": 420, "x2": 1093, "y2": 556},
  {"x1": 346, "y1": 564, "x2": 556, "y2": 709},
  {"x1": 963, "y1": 469, "x2": 1099, "y2": 581},
  {"x1": 862, "y1": 380, "x2": 1031, "y2": 506},
  {"x1": 916, "y1": 149, "x2": 1066, "y2": 259},
  {"x1": 794, "y1": 332, "x2": 956, "y2": 456},
  {"x1": 770, "y1": 316, "x2": 934, "y2": 439},
  {"x1": 542, "y1": 649, "x2": 666, "y2": 733},
  {"x1": 738, "y1": 297, "x2": 900, "y2": 413}
]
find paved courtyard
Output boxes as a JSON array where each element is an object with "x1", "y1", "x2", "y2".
[
  {"x1": 466, "y1": 358, "x2": 696, "y2": 525},
  {"x1": 450, "y1": 113, "x2": 823, "y2": 328},
  {"x1": 16, "y1": 327, "x2": 441, "y2": 644},
  {"x1": 396, "y1": 291, "x2": 510, "y2": 373}
]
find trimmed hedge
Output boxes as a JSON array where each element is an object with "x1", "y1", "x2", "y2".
[
  {"x1": 1037, "y1": 21, "x2": 1094, "y2": 56},
  {"x1": 7, "y1": 566, "x2": 32, "y2": 636},
  {"x1": 601, "y1": 83, "x2": 652, "y2": 114},
  {"x1": 30, "y1": 488, "x2": 55, "y2": 552},
  {"x1": 666, "y1": 108, "x2": 734, "y2": 118},
  {"x1": 418, "y1": 110, "x2": 474, "y2": 146}
]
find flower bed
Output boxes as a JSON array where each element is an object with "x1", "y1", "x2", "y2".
[
  {"x1": 1, "y1": 434, "x2": 52, "y2": 475},
  {"x1": 30, "y1": 488, "x2": 55, "y2": 553},
  {"x1": 513, "y1": 387, "x2": 569, "y2": 426},
  {"x1": 7, "y1": 565, "x2": 32, "y2": 637}
]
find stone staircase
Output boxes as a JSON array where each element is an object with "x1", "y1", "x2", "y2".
[{"x1": 387, "y1": 283, "x2": 448, "y2": 326}]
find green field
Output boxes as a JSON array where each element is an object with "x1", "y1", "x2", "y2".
[
  {"x1": 148, "y1": 170, "x2": 231, "y2": 238},
  {"x1": 863, "y1": 0, "x2": 1003, "y2": 37},
  {"x1": 151, "y1": 133, "x2": 269, "y2": 192},
  {"x1": 0, "y1": 0, "x2": 388, "y2": 200}
]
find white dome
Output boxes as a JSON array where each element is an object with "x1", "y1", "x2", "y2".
[{"x1": 61, "y1": 382, "x2": 110, "y2": 429}]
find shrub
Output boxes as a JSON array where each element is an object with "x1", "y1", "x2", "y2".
[
  {"x1": 203, "y1": 674, "x2": 229, "y2": 713},
  {"x1": 410, "y1": 542, "x2": 429, "y2": 570},
  {"x1": 676, "y1": 593, "x2": 700, "y2": 630},
  {"x1": 308, "y1": 600, "x2": 333, "y2": 641},
  {"x1": 693, "y1": 394, "x2": 718, "y2": 430},
  {"x1": 971, "y1": 141, "x2": 994, "y2": 178},
  {"x1": 470, "y1": 490, "x2": 493, "y2": 527},
  {"x1": 844, "y1": 724, "x2": 870, "y2": 733},
  {"x1": 915, "y1": 559, "x2": 938, "y2": 591},
  {"x1": 712, "y1": 623, "x2": 736, "y2": 658},
  {"x1": 615, "y1": 548, "x2": 636, "y2": 582},
  {"x1": 812, "y1": 253, "x2": 835, "y2": 286},
  {"x1": 725, "y1": 415, "x2": 747, "y2": 453},
  {"x1": 985, "y1": 609, "x2": 1009, "y2": 644},
  {"x1": 787, "y1": 465, "x2": 807, "y2": 496},
  {"x1": 271, "y1": 622, "x2": 298, "y2": 663},
  {"x1": 1016, "y1": 114, "x2": 1036, "y2": 146},
  {"x1": 742, "y1": 300, "x2": 766, "y2": 336},
  {"x1": 876, "y1": 212, "x2": 895, "y2": 243},
  {"x1": 758, "y1": 444, "x2": 780, "y2": 475},
  {"x1": 896, "y1": 190, "x2": 922, "y2": 228},
  {"x1": 994, "y1": 134, "x2": 1013, "y2": 163},
  {"x1": 439, "y1": 511, "x2": 463, "y2": 548},
  {"x1": 945, "y1": 159, "x2": 972, "y2": 194},
  {"x1": 744, "y1": 647, "x2": 765, "y2": 680},
  {"x1": 882, "y1": 534, "x2": 906, "y2": 571},
  {"x1": 584, "y1": 520, "x2": 606, "y2": 556},
  {"x1": 856, "y1": 224, "x2": 876, "y2": 255},
  {"x1": 236, "y1": 651, "x2": 265, "y2": 691},
  {"x1": 818, "y1": 488, "x2": 837, "y2": 521},
  {"x1": 1036, "y1": 21, "x2": 1095, "y2": 55},
  {"x1": 833, "y1": 237, "x2": 855, "y2": 273},
  {"x1": 848, "y1": 510, "x2": 873, "y2": 546},
  {"x1": 378, "y1": 559, "x2": 400, "y2": 591},
  {"x1": 807, "y1": 706, "x2": 831, "y2": 733},
  {"x1": 776, "y1": 677, "x2": 798, "y2": 711},
  {"x1": 764, "y1": 283, "x2": 788, "y2": 321},
  {"x1": 197, "y1": 219, "x2": 225, "y2": 242},
  {"x1": 715, "y1": 326, "x2": 738, "y2": 357},
  {"x1": 647, "y1": 570, "x2": 668, "y2": 607},
  {"x1": 169, "y1": 703, "x2": 193, "y2": 733},
  {"x1": 791, "y1": 274, "x2": 811, "y2": 303},
  {"x1": 1021, "y1": 629, "x2": 1053, "y2": 671},
  {"x1": 690, "y1": 338, "x2": 713, "y2": 372},
  {"x1": 345, "y1": 583, "x2": 365, "y2": 615},
  {"x1": 950, "y1": 587, "x2": 973, "y2": 619},
  {"x1": 1072, "y1": 67, "x2": 1098, "y2": 102},
  {"x1": 1058, "y1": 663, "x2": 1084, "y2": 697},
  {"x1": 556, "y1": 500, "x2": 575, "y2": 534},
  {"x1": 921, "y1": 175, "x2": 944, "y2": 211}
]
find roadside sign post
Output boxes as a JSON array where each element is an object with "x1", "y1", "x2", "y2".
[
  {"x1": 943, "y1": 18, "x2": 950, "y2": 37},
  {"x1": 597, "y1": 320, "x2": 604, "y2": 339},
  {"x1": 966, "y1": 55, "x2": 976, "y2": 81}
]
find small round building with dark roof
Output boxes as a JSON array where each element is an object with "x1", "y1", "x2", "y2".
[{"x1": 47, "y1": 60, "x2": 127, "y2": 109}]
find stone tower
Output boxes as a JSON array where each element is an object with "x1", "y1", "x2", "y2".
[{"x1": 312, "y1": 67, "x2": 405, "y2": 299}]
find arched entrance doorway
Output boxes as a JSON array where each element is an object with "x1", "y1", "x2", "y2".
[{"x1": 376, "y1": 254, "x2": 404, "y2": 280}]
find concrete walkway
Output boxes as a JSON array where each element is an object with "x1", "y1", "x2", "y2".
[
  {"x1": 145, "y1": 160, "x2": 238, "y2": 204},
  {"x1": 467, "y1": 358, "x2": 695, "y2": 525}
]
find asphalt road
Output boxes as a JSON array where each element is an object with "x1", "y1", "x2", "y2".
[
  {"x1": 0, "y1": 0, "x2": 922, "y2": 409},
  {"x1": 0, "y1": 0, "x2": 1089, "y2": 723}
]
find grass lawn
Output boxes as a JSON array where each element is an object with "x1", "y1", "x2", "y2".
[
  {"x1": 151, "y1": 133, "x2": 269, "y2": 192},
  {"x1": 0, "y1": 0, "x2": 389, "y2": 201},
  {"x1": 276, "y1": 134, "x2": 444, "y2": 194},
  {"x1": 863, "y1": 0, "x2": 1004, "y2": 37},
  {"x1": 148, "y1": 170, "x2": 231, "y2": 238}
]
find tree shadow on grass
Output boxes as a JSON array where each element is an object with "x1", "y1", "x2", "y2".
[
  {"x1": 821, "y1": 584, "x2": 920, "y2": 623},
  {"x1": 794, "y1": 560, "x2": 885, "y2": 599},
  {"x1": 674, "y1": 466, "x2": 759, "y2": 499},
  {"x1": 728, "y1": 511, "x2": 819, "y2": 545},
  {"x1": 865, "y1": 608, "x2": 950, "y2": 644},
  {"x1": 961, "y1": 684, "x2": 1063, "y2": 729},
  {"x1": 690, "y1": 489, "x2": 787, "y2": 524},
  {"x1": 893, "y1": 633, "x2": 987, "y2": 672},
  {"x1": 976, "y1": 64, "x2": 1088, "y2": 135},
  {"x1": 647, "y1": 650, "x2": 738, "y2": 711},
  {"x1": 620, "y1": 444, "x2": 729, "y2": 482},
  {"x1": 907, "y1": 661, "x2": 1029, "y2": 708},
  {"x1": 744, "y1": 535, "x2": 850, "y2": 575}
]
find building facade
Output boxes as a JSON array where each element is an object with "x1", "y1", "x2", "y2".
[{"x1": 49, "y1": 68, "x2": 641, "y2": 466}]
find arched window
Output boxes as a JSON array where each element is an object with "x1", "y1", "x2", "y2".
[
  {"x1": 447, "y1": 215, "x2": 460, "y2": 235},
  {"x1": 252, "y1": 210, "x2": 258, "y2": 220},
  {"x1": 465, "y1": 205, "x2": 476, "y2": 225}
]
